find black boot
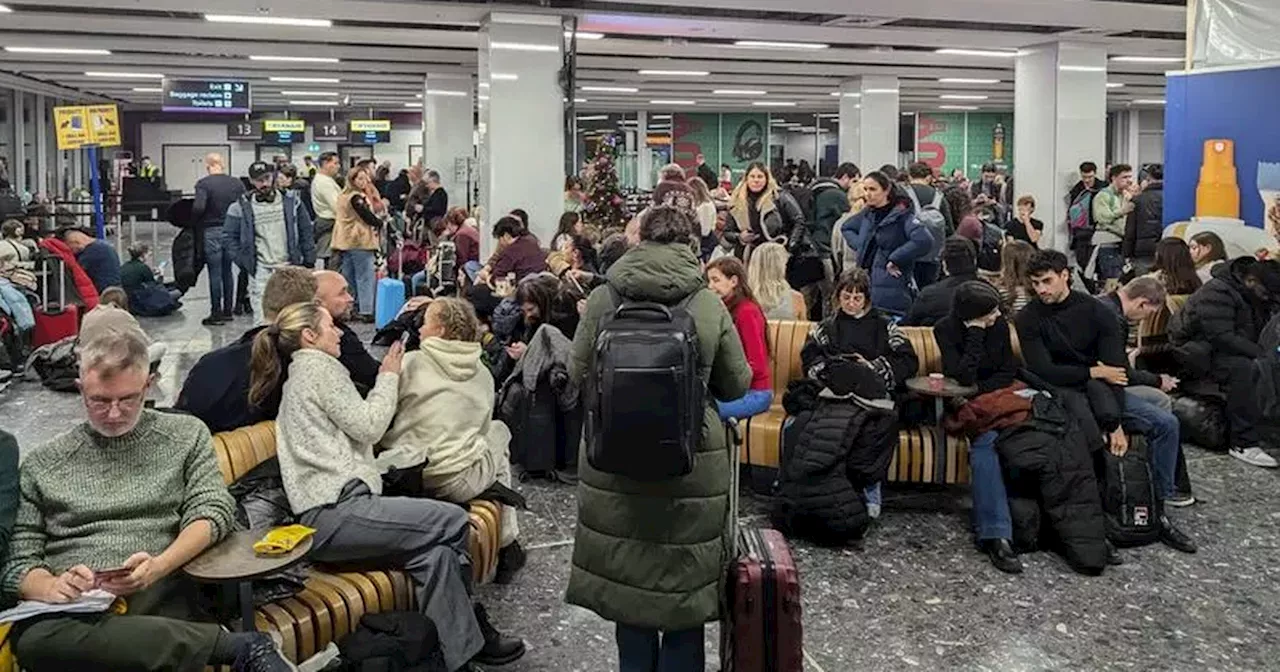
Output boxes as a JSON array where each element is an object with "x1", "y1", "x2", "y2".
[
  {"x1": 230, "y1": 632, "x2": 293, "y2": 672},
  {"x1": 472, "y1": 603, "x2": 526, "y2": 666},
  {"x1": 1105, "y1": 540, "x2": 1124, "y2": 566},
  {"x1": 494, "y1": 541, "x2": 527, "y2": 585},
  {"x1": 1158, "y1": 516, "x2": 1197, "y2": 553},
  {"x1": 980, "y1": 539, "x2": 1023, "y2": 574},
  {"x1": 202, "y1": 313, "x2": 229, "y2": 326}
]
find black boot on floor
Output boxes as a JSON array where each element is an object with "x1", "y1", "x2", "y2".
[
  {"x1": 202, "y1": 313, "x2": 228, "y2": 326},
  {"x1": 230, "y1": 632, "x2": 294, "y2": 672},
  {"x1": 472, "y1": 603, "x2": 526, "y2": 666},
  {"x1": 1105, "y1": 540, "x2": 1124, "y2": 566},
  {"x1": 1159, "y1": 516, "x2": 1197, "y2": 554},
  {"x1": 980, "y1": 539, "x2": 1023, "y2": 574},
  {"x1": 494, "y1": 541, "x2": 527, "y2": 585}
]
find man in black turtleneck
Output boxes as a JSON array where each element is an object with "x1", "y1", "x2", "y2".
[{"x1": 1015, "y1": 250, "x2": 1195, "y2": 555}]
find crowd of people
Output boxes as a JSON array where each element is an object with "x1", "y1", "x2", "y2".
[{"x1": 0, "y1": 148, "x2": 1278, "y2": 672}]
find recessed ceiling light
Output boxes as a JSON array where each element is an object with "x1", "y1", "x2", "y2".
[
  {"x1": 1059, "y1": 65, "x2": 1105, "y2": 72},
  {"x1": 0, "y1": 5, "x2": 11, "y2": 13},
  {"x1": 639, "y1": 70, "x2": 709, "y2": 77},
  {"x1": 1106, "y1": 82, "x2": 1126, "y2": 88},
  {"x1": 940, "y1": 94, "x2": 988, "y2": 100},
  {"x1": 649, "y1": 99, "x2": 696, "y2": 105},
  {"x1": 269, "y1": 76, "x2": 340, "y2": 83},
  {"x1": 249, "y1": 55, "x2": 339, "y2": 63},
  {"x1": 289, "y1": 100, "x2": 339, "y2": 106},
  {"x1": 577, "y1": 115, "x2": 609, "y2": 121},
  {"x1": 574, "y1": 97, "x2": 587, "y2": 103},
  {"x1": 753, "y1": 101, "x2": 796, "y2": 107},
  {"x1": 938, "y1": 78, "x2": 1000, "y2": 84},
  {"x1": 936, "y1": 48, "x2": 1018, "y2": 58},
  {"x1": 85, "y1": 71, "x2": 163, "y2": 79},
  {"x1": 132, "y1": 87, "x2": 162, "y2": 93},
  {"x1": 713, "y1": 89, "x2": 767, "y2": 96},
  {"x1": 491, "y1": 41, "x2": 559, "y2": 52},
  {"x1": 651, "y1": 115, "x2": 671, "y2": 120},
  {"x1": 581, "y1": 86, "x2": 638, "y2": 93},
  {"x1": 1111, "y1": 56, "x2": 1182, "y2": 63},
  {"x1": 404, "y1": 102, "x2": 423, "y2": 108},
  {"x1": 939, "y1": 105, "x2": 979, "y2": 110},
  {"x1": 426, "y1": 90, "x2": 467, "y2": 97},
  {"x1": 864, "y1": 88, "x2": 900, "y2": 94},
  {"x1": 491, "y1": 73, "x2": 519, "y2": 81},
  {"x1": 566, "y1": 31, "x2": 604, "y2": 40},
  {"x1": 205, "y1": 14, "x2": 332, "y2": 27},
  {"x1": 280, "y1": 90, "x2": 338, "y2": 96},
  {"x1": 6, "y1": 46, "x2": 111, "y2": 55},
  {"x1": 1134, "y1": 98, "x2": 1166, "y2": 104},
  {"x1": 733, "y1": 40, "x2": 828, "y2": 50}
]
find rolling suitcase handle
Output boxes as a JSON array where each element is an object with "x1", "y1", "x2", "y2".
[{"x1": 726, "y1": 420, "x2": 741, "y2": 559}]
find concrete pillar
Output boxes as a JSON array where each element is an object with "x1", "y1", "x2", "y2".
[
  {"x1": 423, "y1": 73, "x2": 475, "y2": 202},
  {"x1": 837, "y1": 81, "x2": 861, "y2": 167},
  {"x1": 1014, "y1": 41, "x2": 1108, "y2": 252},
  {"x1": 859, "y1": 75, "x2": 900, "y2": 173},
  {"x1": 636, "y1": 110, "x2": 652, "y2": 190},
  {"x1": 477, "y1": 12, "x2": 566, "y2": 255}
]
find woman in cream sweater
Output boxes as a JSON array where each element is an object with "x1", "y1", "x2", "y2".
[
  {"x1": 252, "y1": 301, "x2": 526, "y2": 670},
  {"x1": 378, "y1": 298, "x2": 525, "y2": 582}
]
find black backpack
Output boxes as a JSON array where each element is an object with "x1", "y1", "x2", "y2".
[
  {"x1": 585, "y1": 285, "x2": 704, "y2": 480},
  {"x1": 1101, "y1": 435, "x2": 1162, "y2": 547}
]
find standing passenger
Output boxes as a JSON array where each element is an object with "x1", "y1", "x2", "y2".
[{"x1": 190, "y1": 152, "x2": 245, "y2": 325}]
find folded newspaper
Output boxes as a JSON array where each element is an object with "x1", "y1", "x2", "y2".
[{"x1": 0, "y1": 589, "x2": 118, "y2": 623}]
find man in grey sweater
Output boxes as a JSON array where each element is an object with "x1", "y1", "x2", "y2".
[{"x1": 1, "y1": 313, "x2": 292, "y2": 671}]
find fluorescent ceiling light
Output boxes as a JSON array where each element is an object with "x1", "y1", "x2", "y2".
[
  {"x1": 1111, "y1": 56, "x2": 1182, "y2": 63},
  {"x1": 753, "y1": 101, "x2": 796, "y2": 107},
  {"x1": 85, "y1": 71, "x2": 163, "y2": 79},
  {"x1": 132, "y1": 87, "x2": 162, "y2": 93},
  {"x1": 940, "y1": 94, "x2": 988, "y2": 100},
  {"x1": 902, "y1": 111, "x2": 916, "y2": 116},
  {"x1": 581, "y1": 85, "x2": 638, "y2": 93},
  {"x1": 649, "y1": 99, "x2": 695, "y2": 105},
  {"x1": 566, "y1": 31, "x2": 604, "y2": 40},
  {"x1": 289, "y1": 100, "x2": 338, "y2": 106},
  {"x1": 939, "y1": 105, "x2": 979, "y2": 110},
  {"x1": 491, "y1": 73, "x2": 519, "y2": 81},
  {"x1": 714, "y1": 89, "x2": 766, "y2": 96},
  {"x1": 1106, "y1": 82, "x2": 1127, "y2": 89},
  {"x1": 280, "y1": 90, "x2": 338, "y2": 96},
  {"x1": 577, "y1": 115, "x2": 609, "y2": 121},
  {"x1": 205, "y1": 14, "x2": 331, "y2": 28},
  {"x1": 639, "y1": 69, "x2": 709, "y2": 77},
  {"x1": 250, "y1": 55, "x2": 339, "y2": 63},
  {"x1": 404, "y1": 102, "x2": 422, "y2": 108},
  {"x1": 1134, "y1": 99, "x2": 1166, "y2": 104},
  {"x1": 733, "y1": 40, "x2": 828, "y2": 50},
  {"x1": 817, "y1": 113, "x2": 839, "y2": 118},
  {"x1": 5, "y1": 46, "x2": 111, "y2": 55},
  {"x1": 936, "y1": 48, "x2": 1017, "y2": 58},
  {"x1": 651, "y1": 114, "x2": 671, "y2": 120},
  {"x1": 938, "y1": 77, "x2": 1000, "y2": 84},
  {"x1": 0, "y1": 5, "x2": 11, "y2": 13},
  {"x1": 864, "y1": 88, "x2": 899, "y2": 94},
  {"x1": 1059, "y1": 65, "x2": 1105, "y2": 72},
  {"x1": 574, "y1": 97, "x2": 587, "y2": 103},
  {"x1": 491, "y1": 41, "x2": 558, "y2": 52},
  {"x1": 269, "y1": 76, "x2": 339, "y2": 83},
  {"x1": 427, "y1": 90, "x2": 466, "y2": 97}
]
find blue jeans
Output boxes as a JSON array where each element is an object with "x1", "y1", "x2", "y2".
[
  {"x1": 1123, "y1": 388, "x2": 1179, "y2": 500},
  {"x1": 1095, "y1": 245, "x2": 1124, "y2": 283},
  {"x1": 204, "y1": 226, "x2": 235, "y2": 315},
  {"x1": 410, "y1": 270, "x2": 427, "y2": 295},
  {"x1": 615, "y1": 624, "x2": 703, "y2": 672},
  {"x1": 968, "y1": 430, "x2": 1012, "y2": 540},
  {"x1": 341, "y1": 249, "x2": 376, "y2": 315},
  {"x1": 717, "y1": 389, "x2": 773, "y2": 421}
]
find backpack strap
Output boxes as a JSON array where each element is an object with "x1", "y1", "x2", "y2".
[
  {"x1": 930, "y1": 190, "x2": 944, "y2": 209},
  {"x1": 904, "y1": 185, "x2": 923, "y2": 212}
]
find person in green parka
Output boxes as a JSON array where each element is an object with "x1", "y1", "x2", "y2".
[
  {"x1": 565, "y1": 205, "x2": 751, "y2": 671},
  {"x1": 0, "y1": 430, "x2": 18, "y2": 576}
]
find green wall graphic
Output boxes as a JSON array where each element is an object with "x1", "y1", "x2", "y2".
[
  {"x1": 917, "y1": 112, "x2": 1014, "y2": 177},
  {"x1": 672, "y1": 112, "x2": 769, "y2": 175}
]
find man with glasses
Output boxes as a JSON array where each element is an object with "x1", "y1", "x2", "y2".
[{"x1": 0, "y1": 307, "x2": 291, "y2": 671}]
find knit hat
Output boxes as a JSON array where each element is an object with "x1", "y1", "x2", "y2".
[
  {"x1": 942, "y1": 236, "x2": 977, "y2": 276},
  {"x1": 952, "y1": 281, "x2": 1001, "y2": 322}
]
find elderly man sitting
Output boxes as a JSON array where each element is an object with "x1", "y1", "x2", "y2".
[{"x1": 2, "y1": 307, "x2": 291, "y2": 671}]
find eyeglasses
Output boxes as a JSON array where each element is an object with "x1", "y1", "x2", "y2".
[{"x1": 84, "y1": 391, "x2": 146, "y2": 414}]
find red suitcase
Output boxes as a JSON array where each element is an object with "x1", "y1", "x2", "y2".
[
  {"x1": 33, "y1": 257, "x2": 80, "y2": 348},
  {"x1": 722, "y1": 423, "x2": 803, "y2": 672}
]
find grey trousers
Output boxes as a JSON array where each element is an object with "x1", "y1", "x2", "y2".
[{"x1": 300, "y1": 481, "x2": 484, "y2": 672}]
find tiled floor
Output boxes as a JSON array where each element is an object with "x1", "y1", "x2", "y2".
[{"x1": 2, "y1": 278, "x2": 1279, "y2": 671}]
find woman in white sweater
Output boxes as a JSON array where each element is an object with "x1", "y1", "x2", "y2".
[
  {"x1": 378, "y1": 298, "x2": 525, "y2": 582},
  {"x1": 250, "y1": 301, "x2": 526, "y2": 670}
]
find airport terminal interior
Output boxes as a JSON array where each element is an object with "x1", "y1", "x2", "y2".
[{"x1": 1, "y1": 0, "x2": 1279, "y2": 670}]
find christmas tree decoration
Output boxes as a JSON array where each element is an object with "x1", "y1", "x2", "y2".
[{"x1": 583, "y1": 135, "x2": 629, "y2": 232}]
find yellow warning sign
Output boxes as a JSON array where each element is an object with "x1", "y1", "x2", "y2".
[
  {"x1": 350, "y1": 119, "x2": 390, "y2": 132},
  {"x1": 264, "y1": 119, "x2": 306, "y2": 133},
  {"x1": 86, "y1": 104, "x2": 121, "y2": 147},
  {"x1": 54, "y1": 106, "x2": 90, "y2": 150}
]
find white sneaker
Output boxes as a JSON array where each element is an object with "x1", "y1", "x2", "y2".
[
  {"x1": 1229, "y1": 446, "x2": 1279, "y2": 468},
  {"x1": 866, "y1": 503, "x2": 882, "y2": 519}
]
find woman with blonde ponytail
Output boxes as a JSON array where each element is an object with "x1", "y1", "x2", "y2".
[{"x1": 260, "y1": 302, "x2": 527, "y2": 670}]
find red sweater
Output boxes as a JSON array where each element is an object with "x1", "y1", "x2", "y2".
[{"x1": 729, "y1": 298, "x2": 771, "y2": 391}]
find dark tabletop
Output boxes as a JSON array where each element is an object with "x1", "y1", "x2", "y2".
[
  {"x1": 183, "y1": 529, "x2": 312, "y2": 583},
  {"x1": 905, "y1": 376, "x2": 978, "y2": 399}
]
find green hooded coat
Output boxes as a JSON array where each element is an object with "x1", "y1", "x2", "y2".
[{"x1": 564, "y1": 241, "x2": 751, "y2": 630}]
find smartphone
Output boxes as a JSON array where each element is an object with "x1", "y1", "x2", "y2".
[{"x1": 93, "y1": 566, "x2": 131, "y2": 587}]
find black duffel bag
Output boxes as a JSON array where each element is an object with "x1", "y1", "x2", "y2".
[{"x1": 1171, "y1": 394, "x2": 1228, "y2": 452}]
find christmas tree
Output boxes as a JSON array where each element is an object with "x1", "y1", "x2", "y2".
[{"x1": 583, "y1": 135, "x2": 628, "y2": 233}]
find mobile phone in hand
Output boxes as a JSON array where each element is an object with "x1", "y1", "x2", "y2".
[{"x1": 93, "y1": 566, "x2": 131, "y2": 587}]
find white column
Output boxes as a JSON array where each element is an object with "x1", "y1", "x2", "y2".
[
  {"x1": 34, "y1": 95, "x2": 48, "y2": 196},
  {"x1": 636, "y1": 110, "x2": 652, "y2": 190},
  {"x1": 477, "y1": 12, "x2": 565, "y2": 256},
  {"x1": 423, "y1": 73, "x2": 475, "y2": 202},
  {"x1": 1014, "y1": 42, "x2": 1107, "y2": 252},
  {"x1": 837, "y1": 80, "x2": 861, "y2": 167},
  {"x1": 859, "y1": 75, "x2": 900, "y2": 173}
]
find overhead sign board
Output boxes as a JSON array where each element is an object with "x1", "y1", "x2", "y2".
[
  {"x1": 314, "y1": 120, "x2": 349, "y2": 141},
  {"x1": 162, "y1": 78, "x2": 251, "y2": 113},
  {"x1": 349, "y1": 119, "x2": 390, "y2": 144},
  {"x1": 54, "y1": 104, "x2": 121, "y2": 150},
  {"x1": 227, "y1": 120, "x2": 264, "y2": 141}
]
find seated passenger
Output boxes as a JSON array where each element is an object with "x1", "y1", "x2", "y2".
[
  {"x1": 0, "y1": 430, "x2": 19, "y2": 563},
  {"x1": 747, "y1": 241, "x2": 806, "y2": 320},
  {"x1": 377, "y1": 297, "x2": 526, "y2": 583},
  {"x1": 254, "y1": 302, "x2": 524, "y2": 670},
  {"x1": 119, "y1": 244, "x2": 181, "y2": 317},
  {"x1": 314, "y1": 269, "x2": 380, "y2": 392},
  {"x1": 706, "y1": 256, "x2": 773, "y2": 420},
  {"x1": 1016, "y1": 250, "x2": 1196, "y2": 553},
  {"x1": 477, "y1": 215, "x2": 547, "y2": 286},
  {"x1": 1171, "y1": 257, "x2": 1280, "y2": 469},
  {"x1": 994, "y1": 240, "x2": 1036, "y2": 316},
  {"x1": 800, "y1": 268, "x2": 918, "y2": 518},
  {"x1": 53, "y1": 225, "x2": 121, "y2": 293},
  {"x1": 0, "y1": 319, "x2": 295, "y2": 671},
  {"x1": 903, "y1": 237, "x2": 981, "y2": 326},
  {"x1": 934, "y1": 282, "x2": 1021, "y2": 572},
  {"x1": 174, "y1": 267, "x2": 317, "y2": 432}
]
